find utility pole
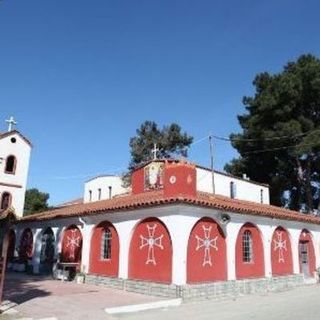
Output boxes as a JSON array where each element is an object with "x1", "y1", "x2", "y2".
[{"x1": 209, "y1": 134, "x2": 215, "y2": 194}]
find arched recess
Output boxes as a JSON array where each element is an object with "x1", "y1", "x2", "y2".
[
  {"x1": 271, "y1": 227, "x2": 293, "y2": 276},
  {"x1": 61, "y1": 225, "x2": 82, "y2": 263},
  {"x1": 8, "y1": 229, "x2": 16, "y2": 261},
  {"x1": 89, "y1": 221, "x2": 119, "y2": 277},
  {"x1": 128, "y1": 217, "x2": 172, "y2": 283},
  {"x1": 299, "y1": 229, "x2": 316, "y2": 277},
  {"x1": 5, "y1": 155, "x2": 17, "y2": 174},
  {"x1": 0, "y1": 192, "x2": 11, "y2": 210},
  {"x1": 40, "y1": 227, "x2": 55, "y2": 273},
  {"x1": 187, "y1": 217, "x2": 227, "y2": 283},
  {"x1": 235, "y1": 223, "x2": 265, "y2": 279},
  {"x1": 19, "y1": 228, "x2": 34, "y2": 261}
]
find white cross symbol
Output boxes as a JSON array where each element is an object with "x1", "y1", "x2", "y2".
[
  {"x1": 273, "y1": 231, "x2": 287, "y2": 263},
  {"x1": 195, "y1": 225, "x2": 218, "y2": 267},
  {"x1": 5, "y1": 116, "x2": 17, "y2": 132},
  {"x1": 139, "y1": 224, "x2": 164, "y2": 265},
  {"x1": 66, "y1": 230, "x2": 81, "y2": 260},
  {"x1": 151, "y1": 143, "x2": 159, "y2": 160}
]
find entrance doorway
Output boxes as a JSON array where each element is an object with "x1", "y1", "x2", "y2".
[
  {"x1": 299, "y1": 241, "x2": 309, "y2": 277},
  {"x1": 40, "y1": 228, "x2": 55, "y2": 274}
]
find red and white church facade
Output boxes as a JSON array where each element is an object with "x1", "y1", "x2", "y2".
[{"x1": 8, "y1": 159, "x2": 320, "y2": 295}]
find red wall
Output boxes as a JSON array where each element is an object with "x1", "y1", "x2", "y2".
[
  {"x1": 131, "y1": 167, "x2": 145, "y2": 194},
  {"x1": 187, "y1": 217, "x2": 227, "y2": 283},
  {"x1": 271, "y1": 227, "x2": 293, "y2": 276},
  {"x1": 299, "y1": 230, "x2": 316, "y2": 276},
  {"x1": 164, "y1": 162, "x2": 196, "y2": 198},
  {"x1": 131, "y1": 160, "x2": 197, "y2": 198},
  {"x1": 89, "y1": 221, "x2": 119, "y2": 277},
  {"x1": 61, "y1": 225, "x2": 82, "y2": 263},
  {"x1": 19, "y1": 228, "x2": 33, "y2": 261},
  {"x1": 236, "y1": 223, "x2": 265, "y2": 279},
  {"x1": 8, "y1": 229, "x2": 16, "y2": 260},
  {"x1": 129, "y1": 217, "x2": 172, "y2": 283}
]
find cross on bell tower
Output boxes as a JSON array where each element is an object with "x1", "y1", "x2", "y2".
[
  {"x1": 151, "y1": 143, "x2": 159, "y2": 160},
  {"x1": 5, "y1": 116, "x2": 17, "y2": 132}
]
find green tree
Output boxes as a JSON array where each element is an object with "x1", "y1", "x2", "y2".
[
  {"x1": 225, "y1": 54, "x2": 320, "y2": 212},
  {"x1": 24, "y1": 188, "x2": 50, "y2": 216},
  {"x1": 123, "y1": 121, "x2": 193, "y2": 185},
  {"x1": 129, "y1": 121, "x2": 193, "y2": 169}
]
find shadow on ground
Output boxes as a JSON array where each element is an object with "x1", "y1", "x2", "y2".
[{"x1": 4, "y1": 272, "x2": 51, "y2": 305}]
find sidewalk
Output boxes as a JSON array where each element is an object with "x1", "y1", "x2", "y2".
[{"x1": 2, "y1": 273, "x2": 168, "y2": 319}]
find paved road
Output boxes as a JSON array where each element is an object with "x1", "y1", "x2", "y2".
[
  {"x1": 2, "y1": 273, "x2": 320, "y2": 320},
  {"x1": 117, "y1": 284, "x2": 320, "y2": 320}
]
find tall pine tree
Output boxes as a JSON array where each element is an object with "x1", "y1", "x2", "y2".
[{"x1": 225, "y1": 54, "x2": 320, "y2": 212}]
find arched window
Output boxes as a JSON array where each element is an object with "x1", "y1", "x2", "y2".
[
  {"x1": 5, "y1": 155, "x2": 16, "y2": 174},
  {"x1": 1, "y1": 192, "x2": 11, "y2": 210},
  {"x1": 101, "y1": 228, "x2": 112, "y2": 260},
  {"x1": 242, "y1": 230, "x2": 253, "y2": 262}
]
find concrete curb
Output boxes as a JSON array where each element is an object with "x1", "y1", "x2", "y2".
[
  {"x1": 0, "y1": 300, "x2": 18, "y2": 314},
  {"x1": 105, "y1": 298, "x2": 182, "y2": 314}
]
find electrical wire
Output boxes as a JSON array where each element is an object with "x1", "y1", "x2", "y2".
[
  {"x1": 242, "y1": 141, "x2": 320, "y2": 155},
  {"x1": 212, "y1": 128, "x2": 320, "y2": 142}
]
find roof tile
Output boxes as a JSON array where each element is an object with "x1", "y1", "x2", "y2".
[{"x1": 18, "y1": 191, "x2": 320, "y2": 225}]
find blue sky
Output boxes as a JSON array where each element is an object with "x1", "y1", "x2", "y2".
[{"x1": 1, "y1": 0, "x2": 320, "y2": 205}]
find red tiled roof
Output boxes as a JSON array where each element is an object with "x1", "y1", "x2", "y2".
[
  {"x1": 0, "y1": 130, "x2": 33, "y2": 147},
  {"x1": 18, "y1": 191, "x2": 320, "y2": 225},
  {"x1": 56, "y1": 197, "x2": 84, "y2": 208}
]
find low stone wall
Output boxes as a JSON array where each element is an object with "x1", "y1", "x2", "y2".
[
  {"x1": 85, "y1": 274, "x2": 178, "y2": 297},
  {"x1": 85, "y1": 274, "x2": 305, "y2": 301},
  {"x1": 182, "y1": 274, "x2": 304, "y2": 301}
]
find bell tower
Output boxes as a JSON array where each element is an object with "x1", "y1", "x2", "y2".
[{"x1": 0, "y1": 117, "x2": 32, "y2": 217}]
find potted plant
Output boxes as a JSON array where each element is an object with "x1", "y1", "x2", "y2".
[{"x1": 76, "y1": 272, "x2": 86, "y2": 284}]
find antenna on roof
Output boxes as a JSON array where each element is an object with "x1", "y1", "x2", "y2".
[{"x1": 5, "y1": 116, "x2": 17, "y2": 132}]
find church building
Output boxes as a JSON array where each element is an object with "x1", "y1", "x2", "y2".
[{"x1": 4, "y1": 124, "x2": 320, "y2": 299}]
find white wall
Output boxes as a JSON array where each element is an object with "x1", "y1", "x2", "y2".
[
  {"x1": 15, "y1": 204, "x2": 320, "y2": 285},
  {"x1": 84, "y1": 176, "x2": 128, "y2": 203},
  {"x1": 196, "y1": 167, "x2": 270, "y2": 204},
  {"x1": 0, "y1": 132, "x2": 31, "y2": 217}
]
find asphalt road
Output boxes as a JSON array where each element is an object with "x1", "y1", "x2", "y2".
[{"x1": 117, "y1": 284, "x2": 320, "y2": 320}]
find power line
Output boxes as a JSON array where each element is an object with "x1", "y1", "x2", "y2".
[
  {"x1": 242, "y1": 141, "x2": 320, "y2": 155},
  {"x1": 212, "y1": 129, "x2": 320, "y2": 143}
]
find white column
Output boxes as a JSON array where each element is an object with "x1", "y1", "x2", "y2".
[
  {"x1": 163, "y1": 215, "x2": 196, "y2": 285},
  {"x1": 260, "y1": 225, "x2": 274, "y2": 278},
  {"x1": 32, "y1": 228, "x2": 42, "y2": 274},
  {"x1": 116, "y1": 220, "x2": 137, "y2": 279},
  {"x1": 225, "y1": 222, "x2": 241, "y2": 280},
  {"x1": 81, "y1": 224, "x2": 94, "y2": 273},
  {"x1": 288, "y1": 228, "x2": 301, "y2": 274}
]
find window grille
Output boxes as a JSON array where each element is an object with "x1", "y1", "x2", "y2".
[
  {"x1": 242, "y1": 230, "x2": 253, "y2": 262},
  {"x1": 101, "y1": 228, "x2": 112, "y2": 260}
]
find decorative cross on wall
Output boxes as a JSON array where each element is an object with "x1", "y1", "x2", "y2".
[
  {"x1": 66, "y1": 230, "x2": 81, "y2": 260},
  {"x1": 273, "y1": 231, "x2": 287, "y2": 263},
  {"x1": 195, "y1": 225, "x2": 218, "y2": 267},
  {"x1": 139, "y1": 224, "x2": 164, "y2": 265}
]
